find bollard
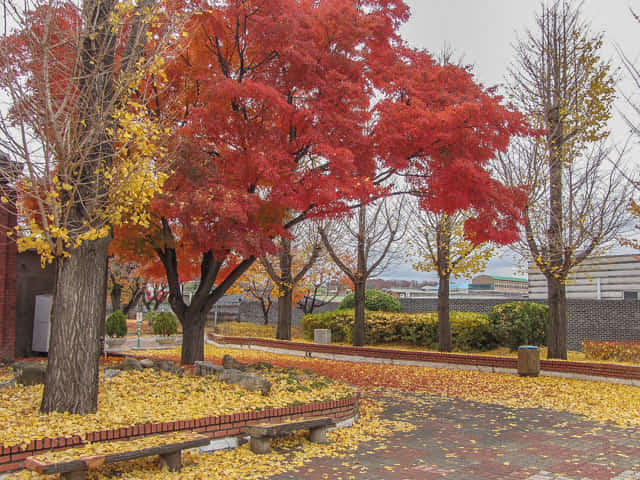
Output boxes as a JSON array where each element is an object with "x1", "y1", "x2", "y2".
[
  {"x1": 313, "y1": 329, "x2": 332, "y2": 345},
  {"x1": 518, "y1": 346, "x2": 540, "y2": 377}
]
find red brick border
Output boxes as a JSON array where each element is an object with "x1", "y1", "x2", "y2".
[
  {"x1": 0, "y1": 394, "x2": 358, "y2": 473},
  {"x1": 208, "y1": 333, "x2": 640, "y2": 382}
]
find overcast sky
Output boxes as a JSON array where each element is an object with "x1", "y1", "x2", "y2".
[{"x1": 384, "y1": 0, "x2": 640, "y2": 281}]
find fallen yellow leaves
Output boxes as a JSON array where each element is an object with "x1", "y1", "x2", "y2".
[
  {"x1": 0, "y1": 365, "x2": 354, "y2": 448},
  {"x1": 11, "y1": 398, "x2": 408, "y2": 480},
  {"x1": 141, "y1": 345, "x2": 640, "y2": 428},
  {"x1": 32, "y1": 431, "x2": 201, "y2": 464}
]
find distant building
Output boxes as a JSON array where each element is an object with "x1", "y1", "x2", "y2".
[
  {"x1": 470, "y1": 275, "x2": 528, "y2": 297},
  {"x1": 528, "y1": 254, "x2": 640, "y2": 300}
]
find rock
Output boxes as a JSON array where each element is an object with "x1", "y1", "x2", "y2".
[
  {"x1": 17, "y1": 363, "x2": 47, "y2": 386},
  {"x1": 218, "y1": 369, "x2": 272, "y2": 395},
  {"x1": 0, "y1": 378, "x2": 16, "y2": 390},
  {"x1": 120, "y1": 357, "x2": 143, "y2": 371},
  {"x1": 222, "y1": 354, "x2": 248, "y2": 371},
  {"x1": 250, "y1": 361, "x2": 274, "y2": 371},
  {"x1": 140, "y1": 358, "x2": 155, "y2": 368},
  {"x1": 155, "y1": 360, "x2": 184, "y2": 376},
  {"x1": 194, "y1": 361, "x2": 224, "y2": 377},
  {"x1": 104, "y1": 369, "x2": 121, "y2": 379}
]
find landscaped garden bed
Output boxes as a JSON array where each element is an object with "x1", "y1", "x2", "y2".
[{"x1": 0, "y1": 357, "x2": 355, "y2": 449}]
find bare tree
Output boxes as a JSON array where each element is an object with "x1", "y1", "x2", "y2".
[
  {"x1": 0, "y1": 0, "x2": 171, "y2": 413},
  {"x1": 321, "y1": 196, "x2": 407, "y2": 346},
  {"x1": 108, "y1": 259, "x2": 145, "y2": 316},
  {"x1": 505, "y1": 0, "x2": 628, "y2": 359},
  {"x1": 262, "y1": 221, "x2": 322, "y2": 340},
  {"x1": 497, "y1": 138, "x2": 630, "y2": 357},
  {"x1": 296, "y1": 257, "x2": 343, "y2": 315}
]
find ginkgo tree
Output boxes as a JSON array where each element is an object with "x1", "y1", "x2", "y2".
[
  {"x1": 409, "y1": 203, "x2": 495, "y2": 352},
  {"x1": 502, "y1": 0, "x2": 630, "y2": 359},
  {"x1": 0, "y1": 0, "x2": 172, "y2": 413}
]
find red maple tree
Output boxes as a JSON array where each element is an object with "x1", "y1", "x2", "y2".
[{"x1": 117, "y1": 0, "x2": 528, "y2": 362}]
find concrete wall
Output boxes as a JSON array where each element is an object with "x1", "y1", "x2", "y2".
[
  {"x1": 399, "y1": 297, "x2": 640, "y2": 350},
  {"x1": 237, "y1": 301, "x2": 339, "y2": 326}
]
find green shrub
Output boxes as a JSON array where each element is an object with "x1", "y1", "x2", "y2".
[
  {"x1": 301, "y1": 310, "x2": 496, "y2": 351},
  {"x1": 488, "y1": 302, "x2": 549, "y2": 351},
  {"x1": 152, "y1": 312, "x2": 179, "y2": 336},
  {"x1": 105, "y1": 310, "x2": 127, "y2": 338},
  {"x1": 338, "y1": 289, "x2": 401, "y2": 312},
  {"x1": 144, "y1": 310, "x2": 164, "y2": 327},
  {"x1": 301, "y1": 310, "x2": 354, "y2": 343}
]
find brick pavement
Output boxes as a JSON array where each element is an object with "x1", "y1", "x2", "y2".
[{"x1": 271, "y1": 389, "x2": 640, "y2": 480}]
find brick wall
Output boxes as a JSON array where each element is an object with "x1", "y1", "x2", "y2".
[
  {"x1": 0, "y1": 172, "x2": 17, "y2": 362},
  {"x1": 0, "y1": 394, "x2": 359, "y2": 473},
  {"x1": 209, "y1": 333, "x2": 640, "y2": 383},
  {"x1": 399, "y1": 298, "x2": 640, "y2": 350}
]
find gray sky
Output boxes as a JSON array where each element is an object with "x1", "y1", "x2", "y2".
[{"x1": 384, "y1": 0, "x2": 640, "y2": 281}]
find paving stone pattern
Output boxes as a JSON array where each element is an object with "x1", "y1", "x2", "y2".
[{"x1": 271, "y1": 389, "x2": 640, "y2": 480}]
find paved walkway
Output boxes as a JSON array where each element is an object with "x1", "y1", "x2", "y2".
[{"x1": 272, "y1": 389, "x2": 640, "y2": 480}]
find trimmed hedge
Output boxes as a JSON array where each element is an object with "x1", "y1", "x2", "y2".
[
  {"x1": 338, "y1": 289, "x2": 401, "y2": 312},
  {"x1": 487, "y1": 302, "x2": 549, "y2": 351},
  {"x1": 302, "y1": 310, "x2": 497, "y2": 351}
]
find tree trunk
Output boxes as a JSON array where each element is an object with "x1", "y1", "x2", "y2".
[
  {"x1": 41, "y1": 235, "x2": 110, "y2": 414},
  {"x1": 353, "y1": 281, "x2": 366, "y2": 346},
  {"x1": 276, "y1": 288, "x2": 292, "y2": 340},
  {"x1": 438, "y1": 272, "x2": 451, "y2": 352},
  {"x1": 180, "y1": 311, "x2": 205, "y2": 365},
  {"x1": 110, "y1": 283, "x2": 121, "y2": 313},
  {"x1": 260, "y1": 300, "x2": 270, "y2": 325},
  {"x1": 546, "y1": 275, "x2": 567, "y2": 359},
  {"x1": 275, "y1": 237, "x2": 293, "y2": 340}
]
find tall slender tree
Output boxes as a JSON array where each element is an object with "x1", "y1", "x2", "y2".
[
  {"x1": 321, "y1": 196, "x2": 407, "y2": 346},
  {"x1": 409, "y1": 204, "x2": 495, "y2": 352},
  {"x1": 506, "y1": 0, "x2": 628, "y2": 359},
  {"x1": 262, "y1": 223, "x2": 322, "y2": 340}
]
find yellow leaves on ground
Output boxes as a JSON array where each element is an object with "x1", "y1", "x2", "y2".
[
  {"x1": 0, "y1": 366, "x2": 354, "y2": 448},
  {"x1": 31, "y1": 431, "x2": 201, "y2": 464},
  {"x1": 143, "y1": 345, "x2": 640, "y2": 428},
  {"x1": 12, "y1": 398, "x2": 408, "y2": 480}
]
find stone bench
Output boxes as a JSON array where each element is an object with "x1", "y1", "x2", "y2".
[
  {"x1": 245, "y1": 416, "x2": 335, "y2": 454},
  {"x1": 23, "y1": 432, "x2": 210, "y2": 480}
]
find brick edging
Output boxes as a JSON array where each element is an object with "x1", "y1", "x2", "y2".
[
  {"x1": 208, "y1": 333, "x2": 640, "y2": 382},
  {"x1": 0, "y1": 394, "x2": 359, "y2": 473}
]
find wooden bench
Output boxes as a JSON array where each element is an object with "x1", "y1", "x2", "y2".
[
  {"x1": 245, "y1": 416, "x2": 335, "y2": 454},
  {"x1": 23, "y1": 432, "x2": 210, "y2": 480}
]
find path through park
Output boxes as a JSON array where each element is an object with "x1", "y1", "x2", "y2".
[{"x1": 272, "y1": 388, "x2": 640, "y2": 480}]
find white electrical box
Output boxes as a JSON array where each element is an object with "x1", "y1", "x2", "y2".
[{"x1": 32, "y1": 294, "x2": 53, "y2": 353}]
